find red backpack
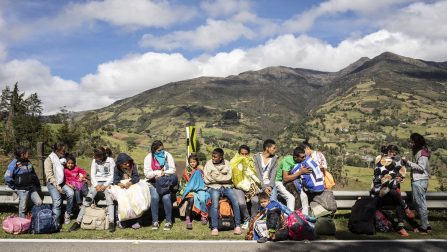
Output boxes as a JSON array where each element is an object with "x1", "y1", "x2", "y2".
[{"x1": 287, "y1": 210, "x2": 316, "y2": 240}]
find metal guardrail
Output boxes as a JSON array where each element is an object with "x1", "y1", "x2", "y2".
[{"x1": 1, "y1": 185, "x2": 446, "y2": 209}]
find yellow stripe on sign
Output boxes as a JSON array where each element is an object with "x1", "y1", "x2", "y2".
[{"x1": 189, "y1": 126, "x2": 196, "y2": 153}]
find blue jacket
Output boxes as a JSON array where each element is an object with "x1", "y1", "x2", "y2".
[
  {"x1": 113, "y1": 153, "x2": 140, "y2": 185},
  {"x1": 4, "y1": 159, "x2": 40, "y2": 190},
  {"x1": 260, "y1": 200, "x2": 292, "y2": 216}
]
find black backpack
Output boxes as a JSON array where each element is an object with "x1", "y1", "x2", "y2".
[{"x1": 348, "y1": 197, "x2": 377, "y2": 235}]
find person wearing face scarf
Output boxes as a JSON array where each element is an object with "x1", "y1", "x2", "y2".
[{"x1": 144, "y1": 140, "x2": 176, "y2": 231}]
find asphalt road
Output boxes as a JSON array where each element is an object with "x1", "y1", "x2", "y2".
[{"x1": 1, "y1": 239, "x2": 446, "y2": 252}]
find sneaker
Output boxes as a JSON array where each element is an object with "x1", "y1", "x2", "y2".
[
  {"x1": 69, "y1": 222, "x2": 81, "y2": 232},
  {"x1": 117, "y1": 221, "x2": 125, "y2": 229},
  {"x1": 108, "y1": 222, "x2": 115, "y2": 233},
  {"x1": 404, "y1": 208, "x2": 415, "y2": 219},
  {"x1": 131, "y1": 222, "x2": 141, "y2": 229},
  {"x1": 234, "y1": 226, "x2": 242, "y2": 235},
  {"x1": 414, "y1": 227, "x2": 428, "y2": 234},
  {"x1": 427, "y1": 226, "x2": 432, "y2": 233},
  {"x1": 64, "y1": 212, "x2": 72, "y2": 225},
  {"x1": 257, "y1": 237, "x2": 268, "y2": 243},
  {"x1": 398, "y1": 228, "x2": 409, "y2": 237},
  {"x1": 152, "y1": 222, "x2": 160, "y2": 230},
  {"x1": 241, "y1": 219, "x2": 250, "y2": 230},
  {"x1": 163, "y1": 222, "x2": 173, "y2": 231},
  {"x1": 201, "y1": 216, "x2": 208, "y2": 225},
  {"x1": 211, "y1": 228, "x2": 219, "y2": 236}
]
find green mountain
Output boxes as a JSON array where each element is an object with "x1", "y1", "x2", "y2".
[{"x1": 78, "y1": 52, "x2": 447, "y2": 159}]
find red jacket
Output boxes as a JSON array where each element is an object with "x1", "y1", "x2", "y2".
[{"x1": 64, "y1": 166, "x2": 87, "y2": 190}]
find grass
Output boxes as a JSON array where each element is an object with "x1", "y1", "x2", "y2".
[{"x1": 1, "y1": 208, "x2": 446, "y2": 240}]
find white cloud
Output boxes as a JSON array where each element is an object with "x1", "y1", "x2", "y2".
[
  {"x1": 283, "y1": 0, "x2": 415, "y2": 33},
  {"x1": 0, "y1": 59, "x2": 113, "y2": 114},
  {"x1": 50, "y1": 0, "x2": 196, "y2": 30},
  {"x1": 3, "y1": 28, "x2": 447, "y2": 114},
  {"x1": 140, "y1": 18, "x2": 255, "y2": 50},
  {"x1": 200, "y1": 0, "x2": 252, "y2": 18},
  {"x1": 383, "y1": 1, "x2": 447, "y2": 40}
]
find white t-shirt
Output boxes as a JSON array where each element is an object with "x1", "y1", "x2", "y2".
[{"x1": 261, "y1": 157, "x2": 272, "y2": 185}]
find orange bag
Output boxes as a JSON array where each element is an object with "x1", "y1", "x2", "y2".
[
  {"x1": 323, "y1": 170, "x2": 336, "y2": 189},
  {"x1": 219, "y1": 198, "x2": 234, "y2": 218}
]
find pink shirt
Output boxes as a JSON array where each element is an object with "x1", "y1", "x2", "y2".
[{"x1": 64, "y1": 166, "x2": 87, "y2": 190}]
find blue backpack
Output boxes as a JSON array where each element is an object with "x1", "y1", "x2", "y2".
[{"x1": 30, "y1": 204, "x2": 60, "y2": 234}]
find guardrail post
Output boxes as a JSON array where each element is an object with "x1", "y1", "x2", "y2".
[{"x1": 37, "y1": 142, "x2": 46, "y2": 185}]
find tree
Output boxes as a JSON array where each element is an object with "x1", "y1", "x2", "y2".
[
  {"x1": 126, "y1": 137, "x2": 137, "y2": 152},
  {"x1": 0, "y1": 83, "x2": 44, "y2": 153}
]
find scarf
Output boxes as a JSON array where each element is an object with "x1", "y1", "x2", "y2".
[
  {"x1": 151, "y1": 151, "x2": 166, "y2": 171},
  {"x1": 231, "y1": 154, "x2": 261, "y2": 195},
  {"x1": 49, "y1": 152, "x2": 65, "y2": 185}
]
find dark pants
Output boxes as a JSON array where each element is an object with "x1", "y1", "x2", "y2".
[
  {"x1": 185, "y1": 197, "x2": 194, "y2": 219},
  {"x1": 378, "y1": 188, "x2": 407, "y2": 228},
  {"x1": 74, "y1": 183, "x2": 89, "y2": 205}
]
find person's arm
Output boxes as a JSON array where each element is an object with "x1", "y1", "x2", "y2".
[
  {"x1": 405, "y1": 156, "x2": 429, "y2": 173},
  {"x1": 44, "y1": 157, "x2": 57, "y2": 185},
  {"x1": 164, "y1": 152, "x2": 176, "y2": 175},
  {"x1": 113, "y1": 166, "x2": 121, "y2": 185},
  {"x1": 203, "y1": 161, "x2": 217, "y2": 184},
  {"x1": 283, "y1": 167, "x2": 311, "y2": 183},
  {"x1": 130, "y1": 163, "x2": 140, "y2": 184},
  {"x1": 4, "y1": 160, "x2": 16, "y2": 189},
  {"x1": 277, "y1": 201, "x2": 292, "y2": 216},
  {"x1": 143, "y1": 153, "x2": 162, "y2": 179},
  {"x1": 78, "y1": 167, "x2": 87, "y2": 181},
  {"x1": 90, "y1": 160, "x2": 99, "y2": 187},
  {"x1": 318, "y1": 152, "x2": 328, "y2": 170}
]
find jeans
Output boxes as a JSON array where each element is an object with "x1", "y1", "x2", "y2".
[
  {"x1": 74, "y1": 183, "x2": 89, "y2": 205},
  {"x1": 233, "y1": 188, "x2": 259, "y2": 219},
  {"x1": 275, "y1": 181, "x2": 296, "y2": 211},
  {"x1": 208, "y1": 187, "x2": 241, "y2": 229},
  {"x1": 17, "y1": 187, "x2": 42, "y2": 218},
  {"x1": 48, "y1": 183, "x2": 74, "y2": 223},
  {"x1": 412, "y1": 179, "x2": 430, "y2": 229},
  {"x1": 76, "y1": 185, "x2": 115, "y2": 223},
  {"x1": 150, "y1": 186, "x2": 173, "y2": 223}
]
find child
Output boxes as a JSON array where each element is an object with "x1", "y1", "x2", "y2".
[
  {"x1": 177, "y1": 154, "x2": 209, "y2": 229},
  {"x1": 69, "y1": 147, "x2": 116, "y2": 233},
  {"x1": 114, "y1": 152, "x2": 142, "y2": 229},
  {"x1": 64, "y1": 155, "x2": 88, "y2": 207},
  {"x1": 4, "y1": 146, "x2": 42, "y2": 218},
  {"x1": 255, "y1": 192, "x2": 292, "y2": 243}
]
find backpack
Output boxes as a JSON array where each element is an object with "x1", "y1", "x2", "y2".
[
  {"x1": 217, "y1": 197, "x2": 235, "y2": 231},
  {"x1": 348, "y1": 197, "x2": 377, "y2": 235},
  {"x1": 266, "y1": 208, "x2": 289, "y2": 241},
  {"x1": 374, "y1": 210, "x2": 393, "y2": 232},
  {"x1": 30, "y1": 204, "x2": 59, "y2": 234},
  {"x1": 81, "y1": 206, "x2": 109, "y2": 230},
  {"x1": 287, "y1": 209, "x2": 316, "y2": 241},
  {"x1": 315, "y1": 217, "x2": 336, "y2": 235},
  {"x1": 2, "y1": 216, "x2": 31, "y2": 234}
]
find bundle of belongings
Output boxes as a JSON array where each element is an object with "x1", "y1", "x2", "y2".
[{"x1": 245, "y1": 208, "x2": 289, "y2": 243}]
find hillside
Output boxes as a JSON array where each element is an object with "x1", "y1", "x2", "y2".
[{"x1": 77, "y1": 52, "x2": 447, "y2": 168}]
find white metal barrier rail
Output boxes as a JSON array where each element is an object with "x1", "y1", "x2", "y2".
[{"x1": 1, "y1": 186, "x2": 446, "y2": 209}]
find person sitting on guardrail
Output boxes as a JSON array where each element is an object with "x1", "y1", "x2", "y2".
[
  {"x1": 44, "y1": 142, "x2": 75, "y2": 227},
  {"x1": 144, "y1": 140, "x2": 177, "y2": 231},
  {"x1": 63, "y1": 155, "x2": 88, "y2": 207},
  {"x1": 371, "y1": 144, "x2": 414, "y2": 237},
  {"x1": 231, "y1": 144, "x2": 261, "y2": 230},
  {"x1": 204, "y1": 148, "x2": 242, "y2": 236},
  {"x1": 69, "y1": 147, "x2": 116, "y2": 232},
  {"x1": 4, "y1": 146, "x2": 43, "y2": 218},
  {"x1": 402, "y1": 133, "x2": 432, "y2": 234}
]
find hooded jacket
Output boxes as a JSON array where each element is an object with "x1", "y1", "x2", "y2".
[{"x1": 113, "y1": 153, "x2": 140, "y2": 185}]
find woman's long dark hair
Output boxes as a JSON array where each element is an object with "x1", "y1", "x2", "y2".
[
  {"x1": 151, "y1": 140, "x2": 164, "y2": 154},
  {"x1": 410, "y1": 133, "x2": 427, "y2": 155}
]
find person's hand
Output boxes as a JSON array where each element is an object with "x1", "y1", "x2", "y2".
[
  {"x1": 67, "y1": 184, "x2": 74, "y2": 189},
  {"x1": 118, "y1": 183, "x2": 126, "y2": 189},
  {"x1": 264, "y1": 186, "x2": 272, "y2": 196},
  {"x1": 401, "y1": 157, "x2": 408, "y2": 165},
  {"x1": 125, "y1": 182, "x2": 132, "y2": 189},
  {"x1": 161, "y1": 170, "x2": 165, "y2": 176},
  {"x1": 396, "y1": 176, "x2": 404, "y2": 183},
  {"x1": 95, "y1": 185, "x2": 102, "y2": 191},
  {"x1": 56, "y1": 185, "x2": 64, "y2": 194},
  {"x1": 299, "y1": 167, "x2": 312, "y2": 175}
]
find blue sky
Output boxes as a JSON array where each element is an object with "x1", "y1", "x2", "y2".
[{"x1": 0, "y1": 0, "x2": 446, "y2": 114}]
